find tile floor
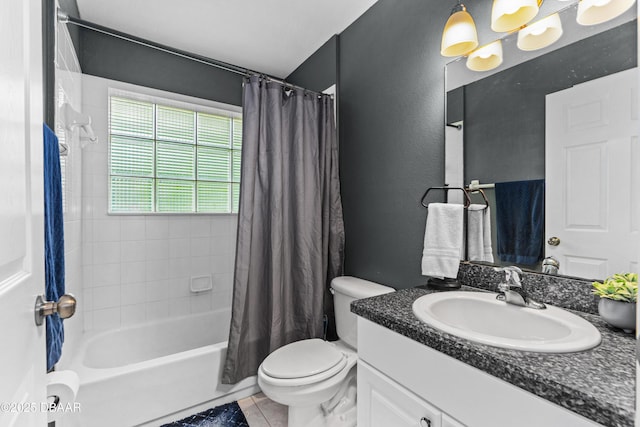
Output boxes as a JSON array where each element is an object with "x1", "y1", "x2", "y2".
[{"x1": 237, "y1": 393, "x2": 288, "y2": 427}]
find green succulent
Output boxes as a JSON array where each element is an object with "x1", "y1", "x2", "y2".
[{"x1": 592, "y1": 273, "x2": 638, "y2": 303}]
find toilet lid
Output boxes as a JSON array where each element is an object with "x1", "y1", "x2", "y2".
[{"x1": 262, "y1": 339, "x2": 345, "y2": 379}]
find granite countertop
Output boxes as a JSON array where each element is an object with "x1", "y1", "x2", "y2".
[{"x1": 351, "y1": 286, "x2": 636, "y2": 427}]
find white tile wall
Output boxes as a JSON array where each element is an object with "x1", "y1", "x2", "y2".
[
  {"x1": 55, "y1": 15, "x2": 84, "y2": 366},
  {"x1": 81, "y1": 74, "x2": 238, "y2": 332}
]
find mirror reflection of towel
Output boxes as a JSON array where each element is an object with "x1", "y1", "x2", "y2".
[
  {"x1": 467, "y1": 204, "x2": 493, "y2": 263},
  {"x1": 421, "y1": 203, "x2": 464, "y2": 279},
  {"x1": 495, "y1": 180, "x2": 545, "y2": 265}
]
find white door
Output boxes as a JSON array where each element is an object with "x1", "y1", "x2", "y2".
[
  {"x1": 546, "y1": 68, "x2": 638, "y2": 279},
  {"x1": 0, "y1": 0, "x2": 47, "y2": 425}
]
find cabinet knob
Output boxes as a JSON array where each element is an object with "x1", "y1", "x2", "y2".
[{"x1": 420, "y1": 417, "x2": 431, "y2": 427}]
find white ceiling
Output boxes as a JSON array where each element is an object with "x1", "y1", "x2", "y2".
[{"x1": 76, "y1": 0, "x2": 379, "y2": 78}]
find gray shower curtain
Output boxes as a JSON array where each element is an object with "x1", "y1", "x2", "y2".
[{"x1": 221, "y1": 76, "x2": 344, "y2": 384}]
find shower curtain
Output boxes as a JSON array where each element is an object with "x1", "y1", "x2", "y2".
[{"x1": 222, "y1": 75, "x2": 344, "y2": 384}]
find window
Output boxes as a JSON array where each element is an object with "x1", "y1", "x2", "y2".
[{"x1": 109, "y1": 93, "x2": 242, "y2": 214}]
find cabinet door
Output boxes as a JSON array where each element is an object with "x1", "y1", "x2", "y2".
[
  {"x1": 358, "y1": 361, "x2": 441, "y2": 427},
  {"x1": 442, "y1": 414, "x2": 467, "y2": 427}
]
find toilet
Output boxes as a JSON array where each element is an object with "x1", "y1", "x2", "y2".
[{"x1": 257, "y1": 276, "x2": 394, "y2": 427}]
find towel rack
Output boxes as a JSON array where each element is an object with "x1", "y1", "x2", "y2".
[
  {"x1": 419, "y1": 185, "x2": 471, "y2": 290},
  {"x1": 467, "y1": 179, "x2": 495, "y2": 191},
  {"x1": 420, "y1": 185, "x2": 471, "y2": 208},
  {"x1": 464, "y1": 180, "x2": 495, "y2": 210},
  {"x1": 420, "y1": 184, "x2": 491, "y2": 272},
  {"x1": 466, "y1": 188, "x2": 490, "y2": 209},
  {"x1": 420, "y1": 185, "x2": 471, "y2": 276}
]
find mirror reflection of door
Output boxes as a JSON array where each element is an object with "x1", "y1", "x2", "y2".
[
  {"x1": 545, "y1": 68, "x2": 638, "y2": 279},
  {"x1": 445, "y1": 8, "x2": 636, "y2": 278}
]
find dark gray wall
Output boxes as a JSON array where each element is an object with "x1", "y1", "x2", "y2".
[
  {"x1": 336, "y1": 0, "x2": 457, "y2": 289},
  {"x1": 288, "y1": 0, "x2": 493, "y2": 289},
  {"x1": 47, "y1": 0, "x2": 242, "y2": 125},
  {"x1": 464, "y1": 21, "x2": 637, "y2": 184},
  {"x1": 447, "y1": 87, "x2": 464, "y2": 125},
  {"x1": 79, "y1": 29, "x2": 243, "y2": 106},
  {"x1": 43, "y1": 0, "x2": 81, "y2": 127},
  {"x1": 59, "y1": 0, "x2": 81, "y2": 52},
  {"x1": 287, "y1": 36, "x2": 338, "y2": 93},
  {"x1": 43, "y1": 0, "x2": 56, "y2": 127}
]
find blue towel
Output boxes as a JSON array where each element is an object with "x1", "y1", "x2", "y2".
[
  {"x1": 495, "y1": 180, "x2": 545, "y2": 265},
  {"x1": 44, "y1": 124, "x2": 65, "y2": 371}
]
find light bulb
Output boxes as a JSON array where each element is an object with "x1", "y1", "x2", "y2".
[
  {"x1": 441, "y1": 3, "x2": 479, "y2": 57},
  {"x1": 466, "y1": 40, "x2": 503, "y2": 72},
  {"x1": 577, "y1": 0, "x2": 636, "y2": 25},
  {"x1": 517, "y1": 13, "x2": 564, "y2": 51},
  {"x1": 491, "y1": 0, "x2": 540, "y2": 32}
]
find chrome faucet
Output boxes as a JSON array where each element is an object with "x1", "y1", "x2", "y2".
[
  {"x1": 542, "y1": 256, "x2": 560, "y2": 275},
  {"x1": 494, "y1": 266, "x2": 546, "y2": 309}
]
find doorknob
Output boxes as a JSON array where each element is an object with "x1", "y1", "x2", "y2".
[
  {"x1": 34, "y1": 294, "x2": 77, "y2": 326},
  {"x1": 547, "y1": 236, "x2": 561, "y2": 246}
]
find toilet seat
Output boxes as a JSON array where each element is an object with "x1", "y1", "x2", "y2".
[{"x1": 260, "y1": 339, "x2": 348, "y2": 387}]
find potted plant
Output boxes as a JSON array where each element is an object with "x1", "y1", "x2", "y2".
[{"x1": 592, "y1": 273, "x2": 637, "y2": 333}]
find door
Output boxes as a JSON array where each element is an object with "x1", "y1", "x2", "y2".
[
  {"x1": 0, "y1": 0, "x2": 47, "y2": 425},
  {"x1": 546, "y1": 68, "x2": 638, "y2": 279}
]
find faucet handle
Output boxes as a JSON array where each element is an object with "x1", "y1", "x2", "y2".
[
  {"x1": 493, "y1": 266, "x2": 523, "y2": 274},
  {"x1": 508, "y1": 269, "x2": 522, "y2": 287},
  {"x1": 504, "y1": 266, "x2": 523, "y2": 275},
  {"x1": 493, "y1": 266, "x2": 523, "y2": 288}
]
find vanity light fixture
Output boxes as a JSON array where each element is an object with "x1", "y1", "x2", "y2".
[
  {"x1": 517, "y1": 13, "x2": 564, "y2": 51},
  {"x1": 441, "y1": 0, "x2": 479, "y2": 57},
  {"x1": 576, "y1": 0, "x2": 636, "y2": 25},
  {"x1": 466, "y1": 40, "x2": 503, "y2": 71},
  {"x1": 491, "y1": 0, "x2": 543, "y2": 33},
  {"x1": 444, "y1": 0, "x2": 633, "y2": 72}
]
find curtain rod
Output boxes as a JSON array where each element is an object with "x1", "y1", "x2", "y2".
[{"x1": 56, "y1": 11, "x2": 327, "y2": 97}]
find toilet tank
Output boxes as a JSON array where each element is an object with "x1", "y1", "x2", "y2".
[{"x1": 331, "y1": 276, "x2": 394, "y2": 349}]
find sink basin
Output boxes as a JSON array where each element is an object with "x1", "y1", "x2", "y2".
[{"x1": 412, "y1": 291, "x2": 601, "y2": 353}]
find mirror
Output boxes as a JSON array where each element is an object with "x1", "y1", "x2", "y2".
[{"x1": 445, "y1": 2, "x2": 637, "y2": 281}]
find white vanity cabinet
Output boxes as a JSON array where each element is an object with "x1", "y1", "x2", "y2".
[
  {"x1": 358, "y1": 359, "x2": 469, "y2": 427},
  {"x1": 442, "y1": 414, "x2": 466, "y2": 427},
  {"x1": 358, "y1": 360, "x2": 447, "y2": 427},
  {"x1": 356, "y1": 317, "x2": 604, "y2": 427}
]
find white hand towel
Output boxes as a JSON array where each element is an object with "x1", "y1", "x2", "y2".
[
  {"x1": 467, "y1": 204, "x2": 494, "y2": 263},
  {"x1": 421, "y1": 203, "x2": 464, "y2": 279}
]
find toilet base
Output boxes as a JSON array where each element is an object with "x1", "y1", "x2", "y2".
[{"x1": 287, "y1": 368, "x2": 357, "y2": 427}]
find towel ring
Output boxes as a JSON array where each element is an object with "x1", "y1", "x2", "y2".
[
  {"x1": 420, "y1": 186, "x2": 471, "y2": 208},
  {"x1": 467, "y1": 188, "x2": 490, "y2": 209}
]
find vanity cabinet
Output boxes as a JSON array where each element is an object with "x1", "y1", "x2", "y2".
[
  {"x1": 358, "y1": 360, "x2": 449, "y2": 427},
  {"x1": 356, "y1": 317, "x2": 604, "y2": 427},
  {"x1": 441, "y1": 414, "x2": 466, "y2": 427},
  {"x1": 359, "y1": 359, "x2": 468, "y2": 427}
]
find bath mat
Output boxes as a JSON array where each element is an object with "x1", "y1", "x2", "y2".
[{"x1": 161, "y1": 401, "x2": 249, "y2": 427}]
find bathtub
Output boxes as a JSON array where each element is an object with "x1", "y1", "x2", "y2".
[{"x1": 66, "y1": 309, "x2": 258, "y2": 427}]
